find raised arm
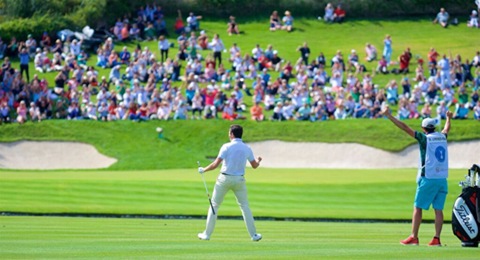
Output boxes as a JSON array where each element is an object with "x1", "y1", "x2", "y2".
[
  {"x1": 249, "y1": 156, "x2": 262, "y2": 169},
  {"x1": 442, "y1": 110, "x2": 453, "y2": 135},
  {"x1": 381, "y1": 105, "x2": 415, "y2": 138}
]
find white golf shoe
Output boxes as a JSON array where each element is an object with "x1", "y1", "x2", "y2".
[
  {"x1": 252, "y1": 233, "x2": 262, "y2": 242},
  {"x1": 197, "y1": 232, "x2": 210, "y2": 241}
]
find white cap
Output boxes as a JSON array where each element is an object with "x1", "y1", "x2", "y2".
[{"x1": 421, "y1": 118, "x2": 437, "y2": 129}]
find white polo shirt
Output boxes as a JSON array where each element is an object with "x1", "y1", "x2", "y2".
[
  {"x1": 218, "y1": 138, "x2": 255, "y2": 176},
  {"x1": 158, "y1": 39, "x2": 170, "y2": 51}
]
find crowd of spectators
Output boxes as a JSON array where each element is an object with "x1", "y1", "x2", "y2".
[{"x1": 1, "y1": 3, "x2": 480, "y2": 125}]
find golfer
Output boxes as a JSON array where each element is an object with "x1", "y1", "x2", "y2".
[
  {"x1": 381, "y1": 106, "x2": 452, "y2": 246},
  {"x1": 197, "y1": 124, "x2": 263, "y2": 241}
]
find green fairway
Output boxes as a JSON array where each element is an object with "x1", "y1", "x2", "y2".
[
  {"x1": 0, "y1": 216, "x2": 478, "y2": 259},
  {"x1": 0, "y1": 168, "x2": 469, "y2": 221}
]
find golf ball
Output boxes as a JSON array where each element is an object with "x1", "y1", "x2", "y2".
[{"x1": 156, "y1": 127, "x2": 163, "y2": 133}]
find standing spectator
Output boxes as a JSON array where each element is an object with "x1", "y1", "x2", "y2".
[
  {"x1": 282, "y1": 11, "x2": 294, "y2": 32},
  {"x1": 382, "y1": 106, "x2": 452, "y2": 247},
  {"x1": 227, "y1": 16, "x2": 240, "y2": 36},
  {"x1": 197, "y1": 125, "x2": 263, "y2": 242},
  {"x1": 270, "y1": 11, "x2": 281, "y2": 31},
  {"x1": 383, "y1": 34, "x2": 393, "y2": 65},
  {"x1": 428, "y1": 47, "x2": 440, "y2": 66},
  {"x1": 158, "y1": 35, "x2": 170, "y2": 63},
  {"x1": 433, "y1": 8, "x2": 449, "y2": 28},
  {"x1": 297, "y1": 42, "x2": 311, "y2": 66},
  {"x1": 18, "y1": 47, "x2": 30, "y2": 82},
  {"x1": 437, "y1": 54, "x2": 451, "y2": 89},
  {"x1": 333, "y1": 4, "x2": 346, "y2": 23},
  {"x1": 210, "y1": 34, "x2": 225, "y2": 66}
]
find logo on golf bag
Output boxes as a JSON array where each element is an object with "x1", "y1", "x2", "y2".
[{"x1": 453, "y1": 197, "x2": 479, "y2": 239}]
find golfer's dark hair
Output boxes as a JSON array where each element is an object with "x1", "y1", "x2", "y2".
[
  {"x1": 230, "y1": 124, "x2": 243, "y2": 138},
  {"x1": 423, "y1": 126, "x2": 436, "y2": 134}
]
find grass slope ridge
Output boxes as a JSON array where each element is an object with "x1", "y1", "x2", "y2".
[{"x1": 0, "y1": 120, "x2": 478, "y2": 170}]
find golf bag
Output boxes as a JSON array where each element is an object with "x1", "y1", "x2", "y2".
[{"x1": 452, "y1": 164, "x2": 480, "y2": 247}]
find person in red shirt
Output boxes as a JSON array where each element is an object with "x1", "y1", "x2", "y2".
[
  {"x1": 399, "y1": 50, "x2": 412, "y2": 74},
  {"x1": 333, "y1": 5, "x2": 346, "y2": 23},
  {"x1": 174, "y1": 10, "x2": 185, "y2": 34},
  {"x1": 428, "y1": 47, "x2": 439, "y2": 66}
]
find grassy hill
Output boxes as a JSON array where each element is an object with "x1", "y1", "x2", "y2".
[
  {"x1": 0, "y1": 119, "x2": 478, "y2": 170},
  {"x1": 2, "y1": 18, "x2": 480, "y2": 170}
]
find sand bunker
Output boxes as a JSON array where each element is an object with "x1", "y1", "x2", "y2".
[
  {"x1": 0, "y1": 140, "x2": 478, "y2": 170},
  {"x1": 248, "y1": 140, "x2": 480, "y2": 169},
  {"x1": 0, "y1": 141, "x2": 117, "y2": 170}
]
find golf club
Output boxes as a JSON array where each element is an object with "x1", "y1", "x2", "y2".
[{"x1": 198, "y1": 161, "x2": 215, "y2": 215}]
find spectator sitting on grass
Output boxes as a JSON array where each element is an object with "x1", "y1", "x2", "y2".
[
  {"x1": 470, "y1": 89, "x2": 479, "y2": 109},
  {"x1": 16, "y1": 101, "x2": 28, "y2": 124},
  {"x1": 270, "y1": 11, "x2": 282, "y2": 31},
  {"x1": 365, "y1": 43, "x2": 377, "y2": 62},
  {"x1": 398, "y1": 49, "x2": 411, "y2": 74},
  {"x1": 453, "y1": 103, "x2": 468, "y2": 119},
  {"x1": 436, "y1": 101, "x2": 448, "y2": 119},
  {"x1": 67, "y1": 101, "x2": 81, "y2": 120},
  {"x1": 333, "y1": 5, "x2": 346, "y2": 23},
  {"x1": 433, "y1": 8, "x2": 449, "y2": 28},
  {"x1": 0, "y1": 102, "x2": 10, "y2": 124},
  {"x1": 187, "y1": 12, "x2": 202, "y2": 32},
  {"x1": 282, "y1": 11, "x2": 294, "y2": 32},
  {"x1": 474, "y1": 101, "x2": 480, "y2": 120},
  {"x1": 227, "y1": 16, "x2": 239, "y2": 36},
  {"x1": 420, "y1": 103, "x2": 432, "y2": 118},
  {"x1": 468, "y1": 10, "x2": 479, "y2": 28},
  {"x1": 120, "y1": 47, "x2": 131, "y2": 65},
  {"x1": 250, "y1": 101, "x2": 264, "y2": 121},
  {"x1": 323, "y1": 3, "x2": 334, "y2": 23},
  {"x1": 25, "y1": 34, "x2": 37, "y2": 58}
]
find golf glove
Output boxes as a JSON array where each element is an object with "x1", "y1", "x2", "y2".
[{"x1": 198, "y1": 167, "x2": 205, "y2": 174}]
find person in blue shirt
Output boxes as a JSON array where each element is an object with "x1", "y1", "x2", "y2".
[{"x1": 18, "y1": 47, "x2": 30, "y2": 82}]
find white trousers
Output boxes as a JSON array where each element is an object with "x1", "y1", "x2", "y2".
[{"x1": 203, "y1": 174, "x2": 257, "y2": 237}]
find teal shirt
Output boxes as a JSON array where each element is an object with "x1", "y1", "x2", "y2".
[{"x1": 415, "y1": 131, "x2": 427, "y2": 176}]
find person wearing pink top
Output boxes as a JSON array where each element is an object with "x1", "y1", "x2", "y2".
[
  {"x1": 203, "y1": 87, "x2": 217, "y2": 119},
  {"x1": 16, "y1": 100, "x2": 28, "y2": 124}
]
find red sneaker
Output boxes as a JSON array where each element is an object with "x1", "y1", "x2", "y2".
[
  {"x1": 400, "y1": 235, "x2": 419, "y2": 246},
  {"x1": 428, "y1": 237, "x2": 442, "y2": 247}
]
